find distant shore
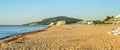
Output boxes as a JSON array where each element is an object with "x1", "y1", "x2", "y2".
[{"x1": 0, "y1": 24, "x2": 120, "y2": 50}]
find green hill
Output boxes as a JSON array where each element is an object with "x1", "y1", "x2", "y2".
[{"x1": 24, "y1": 16, "x2": 83, "y2": 26}]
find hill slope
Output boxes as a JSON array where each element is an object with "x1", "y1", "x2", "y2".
[{"x1": 24, "y1": 16, "x2": 83, "y2": 25}]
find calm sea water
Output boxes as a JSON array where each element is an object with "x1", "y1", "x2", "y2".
[{"x1": 0, "y1": 25, "x2": 48, "y2": 40}]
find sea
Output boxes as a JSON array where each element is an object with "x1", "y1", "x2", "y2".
[{"x1": 0, "y1": 25, "x2": 48, "y2": 40}]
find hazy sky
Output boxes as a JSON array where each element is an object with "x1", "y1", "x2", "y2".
[{"x1": 0, "y1": 0, "x2": 120, "y2": 25}]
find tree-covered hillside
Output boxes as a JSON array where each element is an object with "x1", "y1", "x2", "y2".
[{"x1": 24, "y1": 16, "x2": 83, "y2": 25}]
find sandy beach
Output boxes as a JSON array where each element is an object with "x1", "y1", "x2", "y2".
[{"x1": 0, "y1": 25, "x2": 120, "y2": 50}]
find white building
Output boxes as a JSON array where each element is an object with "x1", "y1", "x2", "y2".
[{"x1": 115, "y1": 15, "x2": 120, "y2": 18}]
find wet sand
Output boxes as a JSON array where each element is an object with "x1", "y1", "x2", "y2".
[{"x1": 0, "y1": 25, "x2": 120, "y2": 50}]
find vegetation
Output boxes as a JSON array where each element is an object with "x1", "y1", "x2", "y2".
[
  {"x1": 24, "y1": 16, "x2": 83, "y2": 25},
  {"x1": 104, "y1": 16, "x2": 115, "y2": 21},
  {"x1": 93, "y1": 20, "x2": 104, "y2": 24},
  {"x1": 103, "y1": 16, "x2": 120, "y2": 24},
  {"x1": 24, "y1": 15, "x2": 120, "y2": 25}
]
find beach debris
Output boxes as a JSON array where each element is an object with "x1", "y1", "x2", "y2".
[
  {"x1": 48, "y1": 22, "x2": 55, "y2": 27},
  {"x1": 56, "y1": 21, "x2": 65, "y2": 27},
  {"x1": 108, "y1": 27, "x2": 120, "y2": 36}
]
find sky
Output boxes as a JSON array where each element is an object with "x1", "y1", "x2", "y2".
[{"x1": 0, "y1": 0, "x2": 120, "y2": 25}]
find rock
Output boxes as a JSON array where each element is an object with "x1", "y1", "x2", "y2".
[
  {"x1": 87, "y1": 22, "x2": 93, "y2": 24},
  {"x1": 56, "y1": 21, "x2": 65, "y2": 27},
  {"x1": 48, "y1": 22, "x2": 55, "y2": 27}
]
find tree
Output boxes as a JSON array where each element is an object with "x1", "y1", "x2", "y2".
[
  {"x1": 93, "y1": 20, "x2": 102, "y2": 24},
  {"x1": 104, "y1": 16, "x2": 111, "y2": 21},
  {"x1": 111, "y1": 16, "x2": 115, "y2": 18}
]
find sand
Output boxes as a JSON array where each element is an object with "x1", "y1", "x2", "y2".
[{"x1": 0, "y1": 25, "x2": 120, "y2": 50}]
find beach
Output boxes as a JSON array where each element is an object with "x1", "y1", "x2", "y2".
[{"x1": 0, "y1": 24, "x2": 120, "y2": 50}]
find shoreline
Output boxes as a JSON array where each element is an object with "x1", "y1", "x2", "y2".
[
  {"x1": 0, "y1": 27, "x2": 48, "y2": 44},
  {"x1": 0, "y1": 24, "x2": 118, "y2": 43},
  {"x1": 0, "y1": 24, "x2": 119, "y2": 44}
]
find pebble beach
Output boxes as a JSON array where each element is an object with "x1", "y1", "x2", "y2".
[{"x1": 0, "y1": 24, "x2": 120, "y2": 50}]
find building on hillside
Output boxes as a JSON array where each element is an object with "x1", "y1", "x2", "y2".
[
  {"x1": 115, "y1": 15, "x2": 120, "y2": 18},
  {"x1": 104, "y1": 15, "x2": 120, "y2": 24}
]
